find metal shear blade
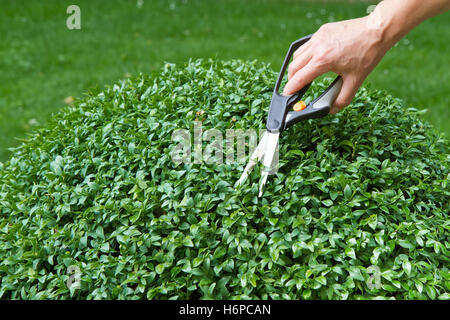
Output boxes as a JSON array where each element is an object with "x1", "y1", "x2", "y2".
[{"x1": 235, "y1": 131, "x2": 279, "y2": 197}]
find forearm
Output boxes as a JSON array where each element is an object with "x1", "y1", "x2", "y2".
[{"x1": 369, "y1": 0, "x2": 450, "y2": 47}]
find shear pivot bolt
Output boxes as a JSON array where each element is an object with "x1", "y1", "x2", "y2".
[{"x1": 293, "y1": 101, "x2": 307, "y2": 111}]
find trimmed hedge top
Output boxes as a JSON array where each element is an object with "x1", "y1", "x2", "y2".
[{"x1": 0, "y1": 59, "x2": 448, "y2": 300}]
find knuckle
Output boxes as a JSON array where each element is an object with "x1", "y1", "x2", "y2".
[
  {"x1": 293, "y1": 71, "x2": 304, "y2": 83},
  {"x1": 312, "y1": 45, "x2": 335, "y2": 69},
  {"x1": 343, "y1": 97, "x2": 353, "y2": 106},
  {"x1": 337, "y1": 97, "x2": 351, "y2": 108},
  {"x1": 333, "y1": 98, "x2": 346, "y2": 109},
  {"x1": 313, "y1": 53, "x2": 329, "y2": 68},
  {"x1": 318, "y1": 23, "x2": 331, "y2": 33}
]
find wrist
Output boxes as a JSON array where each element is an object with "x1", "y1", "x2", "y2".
[{"x1": 365, "y1": 3, "x2": 401, "y2": 49}]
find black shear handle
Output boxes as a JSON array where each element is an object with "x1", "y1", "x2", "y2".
[
  {"x1": 273, "y1": 35, "x2": 313, "y2": 95},
  {"x1": 266, "y1": 34, "x2": 343, "y2": 132}
]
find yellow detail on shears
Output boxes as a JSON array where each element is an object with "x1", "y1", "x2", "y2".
[{"x1": 293, "y1": 100, "x2": 307, "y2": 111}]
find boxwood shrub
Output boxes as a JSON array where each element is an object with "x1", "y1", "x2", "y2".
[{"x1": 0, "y1": 59, "x2": 448, "y2": 300}]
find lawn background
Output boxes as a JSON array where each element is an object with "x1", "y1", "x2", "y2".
[{"x1": 1, "y1": 0, "x2": 449, "y2": 162}]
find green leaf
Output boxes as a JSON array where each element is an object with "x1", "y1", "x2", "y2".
[
  {"x1": 128, "y1": 142, "x2": 136, "y2": 154},
  {"x1": 402, "y1": 260, "x2": 412, "y2": 276},
  {"x1": 322, "y1": 199, "x2": 333, "y2": 207},
  {"x1": 343, "y1": 185, "x2": 352, "y2": 199},
  {"x1": 183, "y1": 236, "x2": 194, "y2": 247},
  {"x1": 155, "y1": 264, "x2": 165, "y2": 274}
]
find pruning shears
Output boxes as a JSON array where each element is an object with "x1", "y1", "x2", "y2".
[{"x1": 236, "y1": 34, "x2": 343, "y2": 196}]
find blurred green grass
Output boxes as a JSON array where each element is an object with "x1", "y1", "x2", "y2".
[{"x1": 0, "y1": 0, "x2": 448, "y2": 161}]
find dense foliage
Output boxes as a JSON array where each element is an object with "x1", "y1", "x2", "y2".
[{"x1": 0, "y1": 59, "x2": 448, "y2": 300}]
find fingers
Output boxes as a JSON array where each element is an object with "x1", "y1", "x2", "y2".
[
  {"x1": 329, "y1": 76, "x2": 361, "y2": 114},
  {"x1": 293, "y1": 41, "x2": 311, "y2": 59},
  {"x1": 288, "y1": 42, "x2": 312, "y2": 80},
  {"x1": 288, "y1": 49, "x2": 312, "y2": 80},
  {"x1": 283, "y1": 60, "x2": 327, "y2": 95}
]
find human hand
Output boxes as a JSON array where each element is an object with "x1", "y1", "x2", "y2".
[{"x1": 283, "y1": 17, "x2": 392, "y2": 114}]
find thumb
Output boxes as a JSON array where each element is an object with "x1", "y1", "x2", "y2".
[{"x1": 330, "y1": 76, "x2": 361, "y2": 114}]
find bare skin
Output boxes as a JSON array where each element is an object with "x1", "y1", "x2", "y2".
[{"x1": 283, "y1": 0, "x2": 450, "y2": 114}]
